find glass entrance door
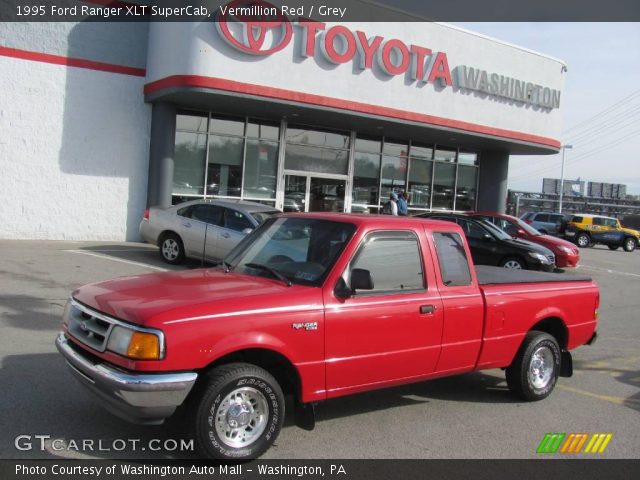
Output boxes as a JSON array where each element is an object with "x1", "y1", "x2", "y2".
[{"x1": 283, "y1": 174, "x2": 347, "y2": 213}]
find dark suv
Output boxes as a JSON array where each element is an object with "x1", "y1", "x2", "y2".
[{"x1": 416, "y1": 213, "x2": 556, "y2": 271}]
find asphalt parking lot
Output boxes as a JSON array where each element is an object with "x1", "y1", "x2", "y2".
[{"x1": 0, "y1": 240, "x2": 638, "y2": 460}]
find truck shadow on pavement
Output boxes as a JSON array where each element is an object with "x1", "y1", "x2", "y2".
[
  {"x1": 572, "y1": 358, "x2": 640, "y2": 413},
  {"x1": 311, "y1": 371, "x2": 513, "y2": 424}
]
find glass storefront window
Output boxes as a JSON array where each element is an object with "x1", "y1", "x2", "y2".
[
  {"x1": 284, "y1": 143, "x2": 349, "y2": 175},
  {"x1": 432, "y1": 162, "x2": 456, "y2": 210},
  {"x1": 409, "y1": 142, "x2": 433, "y2": 160},
  {"x1": 247, "y1": 120, "x2": 280, "y2": 141},
  {"x1": 206, "y1": 135, "x2": 243, "y2": 197},
  {"x1": 209, "y1": 115, "x2": 245, "y2": 137},
  {"x1": 286, "y1": 127, "x2": 350, "y2": 149},
  {"x1": 434, "y1": 147, "x2": 457, "y2": 163},
  {"x1": 173, "y1": 132, "x2": 206, "y2": 195},
  {"x1": 408, "y1": 157, "x2": 433, "y2": 208},
  {"x1": 458, "y1": 151, "x2": 478, "y2": 166},
  {"x1": 383, "y1": 139, "x2": 408, "y2": 157},
  {"x1": 355, "y1": 136, "x2": 381, "y2": 154},
  {"x1": 176, "y1": 111, "x2": 207, "y2": 132},
  {"x1": 380, "y1": 155, "x2": 407, "y2": 200},
  {"x1": 244, "y1": 139, "x2": 278, "y2": 199},
  {"x1": 353, "y1": 152, "x2": 381, "y2": 206},
  {"x1": 456, "y1": 165, "x2": 478, "y2": 211}
]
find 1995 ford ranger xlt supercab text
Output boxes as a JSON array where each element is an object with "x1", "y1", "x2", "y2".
[{"x1": 56, "y1": 213, "x2": 599, "y2": 459}]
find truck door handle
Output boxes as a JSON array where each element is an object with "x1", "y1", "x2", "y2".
[
  {"x1": 221, "y1": 232, "x2": 230, "y2": 239},
  {"x1": 420, "y1": 305, "x2": 435, "y2": 314},
  {"x1": 182, "y1": 222, "x2": 191, "y2": 228}
]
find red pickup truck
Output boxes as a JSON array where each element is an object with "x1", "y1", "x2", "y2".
[{"x1": 56, "y1": 213, "x2": 599, "y2": 459}]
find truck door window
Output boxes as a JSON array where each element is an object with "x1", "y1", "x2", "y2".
[
  {"x1": 433, "y1": 232, "x2": 472, "y2": 286},
  {"x1": 346, "y1": 231, "x2": 424, "y2": 293}
]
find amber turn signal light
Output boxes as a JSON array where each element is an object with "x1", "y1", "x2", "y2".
[{"x1": 126, "y1": 331, "x2": 161, "y2": 360}]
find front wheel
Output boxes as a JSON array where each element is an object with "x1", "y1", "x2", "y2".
[
  {"x1": 193, "y1": 363, "x2": 285, "y2": 460},
  {"x1": 576, "y1": 233, "x2": 591, "y2": 248},
  {"x1": 500, "y1": 257, "x2": 525, "y2": 270},
  {"x1": 506, "y1": 331, "x2": 561, "y2": 401},
  {"x1": 623, "y1": 237, "x2": 637, "y2": 252}
]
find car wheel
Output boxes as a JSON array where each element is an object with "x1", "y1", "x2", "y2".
[
  {"x1": 608, "y1": 245, "x2": 619, "y2": 251},
  {"x1": 506, "y1": 331, "x2": 561, "y2": 401},
  {"x1": 623, "y1": 237, "x2": 637, "y2": 252},
  {"x1": 159, "y1": 233, "x2": 185, "y2": 264},
  {"x1": 576, "y1": 233, "x2": 591, "y2": 248},
  {"x1": 500, "y1": 257, "x2": 525, "y2": 270},
  {"x1": 194, "y1": 363, "x2": 284, "y2": 460}
]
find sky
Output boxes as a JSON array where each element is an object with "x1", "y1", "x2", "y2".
[{"x1": 453, "y1": 23, "x2": 640, "y2": 196}]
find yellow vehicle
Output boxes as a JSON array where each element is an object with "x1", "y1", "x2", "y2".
[{"x1": 564, "y1": 214, "x2": 640, "y2": 252}]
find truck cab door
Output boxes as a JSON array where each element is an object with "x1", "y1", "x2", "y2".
[{"x1": 323, "y1": 230, "x2": 444, "y2": 396}]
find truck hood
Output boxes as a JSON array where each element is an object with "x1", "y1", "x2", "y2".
[{"x1": 72, "y1": 268, "x2": 321, "y2": 327}]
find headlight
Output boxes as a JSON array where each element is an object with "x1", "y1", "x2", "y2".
[
  {"x1": 528, "y1": 251, "x2": 552, "y2": 264},
  {"x1": 558, "y1": 246, "x2": 574, "y2": 254},
  {"x1": 107, "y1": 325, "x2": 161, "y2": 360}
]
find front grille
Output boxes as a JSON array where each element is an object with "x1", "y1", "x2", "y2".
[
  {"x1": 547, "y1": 254, "x2": 555, "y2": 264},
  {"x1": 66, "y1": 301, "x2": 115, "y2": 352}
]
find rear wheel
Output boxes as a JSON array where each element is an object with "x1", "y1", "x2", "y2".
[
  {"x1": 576, "y1": 232, "x2": 591, "y2": 248},
  {"x1": 623, "y1": 237, "x2": 637, "y2": 252},
  {"x1": 159, "y1": 233, "x2": 185, "y2": 264},
  {"x1": 193, "y1": 363, "x2": 284, "y2": 460},
  {"x1": 500, "y1": 257, "x2": 525, "y2": 270},
  {"x1": 506, "y1": 331, "x2": 561, "y2": 401}
]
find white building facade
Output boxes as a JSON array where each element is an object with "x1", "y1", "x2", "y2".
[{"x1": 0, "y1": 18, "x2": 565, "y2": 240}]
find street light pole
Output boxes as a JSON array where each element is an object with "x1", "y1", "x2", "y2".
[{"x1": 558, "y1": 144, "x2": 573, "y2": 214}]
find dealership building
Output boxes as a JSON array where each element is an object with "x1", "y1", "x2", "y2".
[{"x1": 0, "y1": 13, "x2": 566, "y2": 240}]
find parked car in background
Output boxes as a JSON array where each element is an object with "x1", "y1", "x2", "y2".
[
  {"x1": 470, "y1": 212, "x2": 580, "y2": 268},
  {"x1": 140, "y1": 199, "x2": 280, "y2": 264},
  {"x1": 415, "y1": 213, "x2": 556, "y2": 271},
  {"x1": 520, "y1": 212, "x2": 567, "y2": 236},
  {"x1": 565, "y1": 214, "x2": 640, "y2": 251}
]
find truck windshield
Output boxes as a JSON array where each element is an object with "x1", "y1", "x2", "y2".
[{"x1": 224, "y1": 217, "x2": 357, "y2": 286}]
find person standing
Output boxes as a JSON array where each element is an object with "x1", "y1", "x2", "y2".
[
  {"x1": 382, "y1": 192, "x2": 399, "y2": 215},
  {"x1": 397, "y1": 191, "x2": 408, "y2": 216}
]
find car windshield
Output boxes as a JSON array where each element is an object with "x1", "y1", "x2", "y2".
[
  {"x1": 514, "y1": 217, "x2": 542, "y2": 236},
  {"x1": 224, "y1": 217, "x2": 357, "y2": 287},
  {"x1": 478, "y1": 219, "x2": 512, "y2": 240}
]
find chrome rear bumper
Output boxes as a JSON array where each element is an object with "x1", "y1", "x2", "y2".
[{"x1": 55, "y1": 332, "x2": 197, "y2": 425}]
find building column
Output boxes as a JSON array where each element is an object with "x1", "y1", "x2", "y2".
[
  {"x1": 477, "y1": 151, "x2": 509, "y2": 213},
  {"x1": 146, "y1": 102, "x2": 176, "y2": 208}
]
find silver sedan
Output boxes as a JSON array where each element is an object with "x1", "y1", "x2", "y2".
[{"x1": 139, "y1": 199, "x2": 280, "y2": 264}]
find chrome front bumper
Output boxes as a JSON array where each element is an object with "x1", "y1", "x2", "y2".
[{"x1": 55, "y1": 332, "x2": 197, "y2": 425}]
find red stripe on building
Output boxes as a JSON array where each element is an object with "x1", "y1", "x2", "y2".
[
  {"x1": 0, "y1": 46, "x2": 146, "y2": 77},
  {"x1": 145, "y1": 75, "x2": 561, "y2": 149}
]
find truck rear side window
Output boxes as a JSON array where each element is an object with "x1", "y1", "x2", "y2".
[
  {"x1": 348, "y1": 231, "x2": 424, "y2": 293},
  {"x1": 433, "y1": 232, "x2": 472, "y2": 286}
]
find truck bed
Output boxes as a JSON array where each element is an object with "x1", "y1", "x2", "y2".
[{"x1": 476, "y1": 265, "x2": 592, "y2": 285}]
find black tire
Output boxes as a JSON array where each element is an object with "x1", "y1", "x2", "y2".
[
  {"x1": 506, "y1": 331, "x2": 561, "y2": 401},
  {"x1": 608, "y1": 245, "x2": 619, "y2": 251},
  {"x1": 623, "y1": 237, "x2": 637, "y2": 252},
  {"x1": 499, "y1": 257, "x2": 526, "y2": 270},
  {"x1": 193, "y1": 363, "x2": 285, "y2": 460},
  {"x1": 575, "y1": 232, "x2": 591, "y2": 248},
  {"x1": 159, "y1": 232, "x2": 185, "y2": 264}
]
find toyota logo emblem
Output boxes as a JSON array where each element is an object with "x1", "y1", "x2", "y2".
[{"x1": 217, "y1": 0, "x2": 292, "y2": 56}]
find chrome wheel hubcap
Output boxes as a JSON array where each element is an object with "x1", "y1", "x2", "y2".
[
  {"x1": 504, "y1": 260, "x2": 522, "y2": 269},
  {"x1": 215, "y1": 387, "x2": 268, "y2": 448},
  {"x1": 162, "y1": 239, "x2": 178, "y2": 260},
  {"x1": 529, "y1": 346, "x2": 554, "y2": 389},
  {"x1": 578, "y1": 236, "x2": 588, "y2": 247}
]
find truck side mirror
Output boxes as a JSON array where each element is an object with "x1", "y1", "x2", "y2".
[
  {"x1": 334, "y1": 278, "x2": 354, "y2": 299},
  {"x1": 351, "y1": 268, "x2": 374, "y2": 290}
]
